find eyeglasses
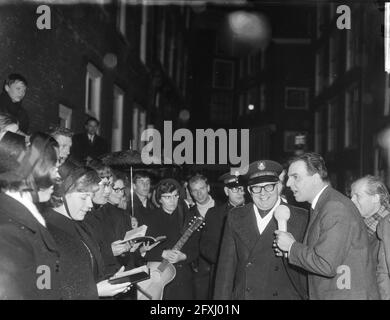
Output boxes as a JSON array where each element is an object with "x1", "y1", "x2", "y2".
[
  {"x1": 229, "y1": 186, "x2": 245, "y2": 193},
  {"x1": 112, "y1": 186, "x2": 125, "y2": 193},
  {"x1": 249, "y1": 183, "x2": 277, "y2": 194},
  {"x1": 161, "y1": 194, "x2": 180, "y2": 200}
]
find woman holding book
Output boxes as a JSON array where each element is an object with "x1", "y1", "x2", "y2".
[
  {"x1": 43, "y1": 161, "x2": 131, "y2": 299},
  {"x1": 141, "y1": 178, "x2": 200, "y2": 300}
]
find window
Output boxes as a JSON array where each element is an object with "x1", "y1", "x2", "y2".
[
  {"x1": 284, "y1": 131, "x2": 307, "y2": 152},
  {"x1": 116, "y1": 0, "x2": 126, "y2": 37},
  {"x1": 247, "y1": 52, "x2": 258, "y2": 76},
  {"x1": 159, "y1": 10, "x2": 166, "y2": 64},
  {"x1": 314, "y1": 110, "x2": 322, "y2": 153},
  {"x1": 210, "y1": 92, "x2": 232, "y2": 125},
  {"x1": 315, "y1": 53, "x2": 320, "y2": 95},
  {"x1": 111, "y1": 86, "x2": 124, "y2": 152},
  {"x1": 247, "y1": 86, "x2": 258, "y2": 112},
  {"x1": 385, "y1": 73, "x2": 390, "y2": 116},
  {"x1": 285, "y1": 87, "x2": 309, "y2": 110},
  {"x1": 327, "y1": 101, "x2": 337, "y2": 152},
  {"x1": 85, "y1": 63, "x2": 102, "y2": 119},
  {"x1": 139, "y1": 110, "x2": 147, "y2": 150},
  {"x1": 260, "y1": 84, "x2": 266, "y2": 112},
  {"x1": 239, "y1": 58, "x2": 245, "y2": 79},
  {"x1": 212, "y1": 59, "x2": 234, "y2": 89},
  {"x1": 132, "y1": 106, "x2": 147, "y2": 151},
  {"x1": 140, "y1": 5, "x2": 148, "y2": 64},
  {"x1": 329, "y1": 32, "x2": 340, "y2": 85},
  {"x1": 132, "y1": 107, "x2": 139, "y2": 151},
  {"x1": 345, "y1": 87, "x2": 359, "y2": 148},
  {"x1": 59, "y1": 104, "x2": 72, "y2": 129},
  {"x1": 239, "y1": 93, "x2": 245, "y2": 116},
  {"x1": 260, "y1": 48, "x2": 266, "y2": 70}
]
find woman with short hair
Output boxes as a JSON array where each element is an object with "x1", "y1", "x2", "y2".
[{"x1": 43, "y1": 161, "x2": 131, "y2": 299}]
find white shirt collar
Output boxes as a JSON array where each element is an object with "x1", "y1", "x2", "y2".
[
  {"x1": 253, "y1": 197, "x2": 281, "y2": 235},
  {"x1": 5, "y1": 191, "x2": 46, "y2": 227},
  {"x1": 311, "y1": 185, "x2": 328, "y2": 210}
]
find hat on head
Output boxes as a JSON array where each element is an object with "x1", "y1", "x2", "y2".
[
  {"x1": 245, "y1": 160, "x2": 283, "y2": 186},
  {"x1": 219, "y1": 171, "x2": 244, "y2": 188}
]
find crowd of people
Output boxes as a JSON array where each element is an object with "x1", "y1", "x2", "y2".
[{"x1": 1, "y1": 73, "x2": 390, "y2": 300}]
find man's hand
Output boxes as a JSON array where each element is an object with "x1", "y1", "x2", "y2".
[
  {"x1": 274, "y1": 230, "x2": 296, "y2": 253},
  {"x1": 111, "y1": 240, "x2": 130, "y2": 256},
  {"x1": 139, "y1": 241, "x2": 160, "y2": 255},
  {"x1": 161, "y1": 249, "x2": 187, "y2": 264}
]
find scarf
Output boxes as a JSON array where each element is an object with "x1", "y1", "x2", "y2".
[{"x1": 196, "y1": 195, "x2": 215, "y2": 217}]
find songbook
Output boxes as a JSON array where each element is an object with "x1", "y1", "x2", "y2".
[
  {"x1": 117, "y1": 225, "x2": 166, "y2": 245},
  {"x1": 117, "y1": 225, "x2": 147, "y2": 244},
  {"x1": 129, "y1": 235, "x2": 167, "y2": 245},
  {"x1": 108, "y1": 265, "x2": 150, "y2": 285}
]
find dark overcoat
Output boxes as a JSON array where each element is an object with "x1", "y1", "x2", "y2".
[
  {"x1": 214, "y1": 201, "x2": 308, "y2": 300},
  {"x1": 0, "y1": 193, "x2": 61, "y2": 299}
]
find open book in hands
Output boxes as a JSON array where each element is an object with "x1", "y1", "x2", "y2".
[
  {"x1": 108, "y1": 265, "x2": 150, "y2": 285},
  {"x1": 118, "y1": 224, "x2": 167, "y2": 245}
]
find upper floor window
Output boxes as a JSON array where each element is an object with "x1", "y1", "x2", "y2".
[
  {"x1": 85, "y1": 63, "x2": 102, "y2": 120},
  {"x1": 116, "y1": 0, "x2": 126, "y2": 37}
]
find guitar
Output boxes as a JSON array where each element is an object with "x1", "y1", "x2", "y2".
[{"x1": 137, "y1": 215, "x2": 204, "y2": 300}]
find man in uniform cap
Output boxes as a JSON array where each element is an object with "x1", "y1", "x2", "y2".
[
  {"x1": 214, "y1": 160, "x2": 309, "y2": 300},
  {"x1": 199, "y1": 170, "x2": 246, "y2": 298}
]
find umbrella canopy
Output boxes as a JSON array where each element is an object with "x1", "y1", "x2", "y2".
[{"x1": 99, "y1": 150, "x2": 178, "y2": 168}]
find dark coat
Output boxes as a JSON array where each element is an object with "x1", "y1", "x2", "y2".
[
  {"x1": 190, "y1": 201, "x2": 220, "y2": 300},
  {"x1": 132, "y1": 194, "x2": 154, "y2": 224},
  {"x1": 70, "y1": 132, "x2": 108, "y2": 163},
  {"x1": 289, "y1": 187, "x2": 379, "y2": 300},
  {"x1": 82, "y1": 203, "x2": 136, "y2": 276},
  {"x1": 0, "y1": 193, "x2": 61, "y2": 299},
  {"x1": 200, "y1": 202, "x2": 237, "y2": 265},
  {"x1": 43, "y1": 208, "x2": 104, "y2": 299},
  {"x1": 0, "y1": 91, "x2": 29, "y2": 133},
  {"x1": 214, "y1": 201, "x2": 309, "y2": 300},
  {"x1": 142, "y1": 207, "x2": 200, "y2": 300}
]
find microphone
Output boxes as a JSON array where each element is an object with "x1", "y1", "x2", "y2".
[
  {"x1": 274, "y1": 204, "x2": 290, "y2": 231},
  {"x1": 274, "y1": 205, "x2": 291, "y2": 257}
]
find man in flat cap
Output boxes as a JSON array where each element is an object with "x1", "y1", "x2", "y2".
[
  {"x1": 214, "y1": 160, "x2": 309, "y2": 300},
  {"x1": 199, "y1": 170, "x2": 246, "y2": 298}
]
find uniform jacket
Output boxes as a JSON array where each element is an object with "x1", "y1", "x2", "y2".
[
  {"x1": 0, "y1": 193, "x2": 61, "y2": 299},
  {"x1": 70, "y1": 132, "x2": 108, "y2": 163},
  {"x1": 214, "y1": 201, "x2": 308, "y2": 300},
  {"x1": 289, "y1": 187, "x2": 379, "y2": 300}
]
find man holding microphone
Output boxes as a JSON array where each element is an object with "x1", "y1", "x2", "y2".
[{"x1": 275, "y1": 152, "x2": 379, "y2": 299}]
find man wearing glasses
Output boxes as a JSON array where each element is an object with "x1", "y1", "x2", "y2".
[
  {"x1": 199, "y1": 171, "x2": 246, "y2": 299},
  {"x1": 214, "y1": 160, "x2": 308, "y2": 300}
]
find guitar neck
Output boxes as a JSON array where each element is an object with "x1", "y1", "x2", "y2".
[{"x1": 172, "y1": 227, "x2": 194, "y2": 252}]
